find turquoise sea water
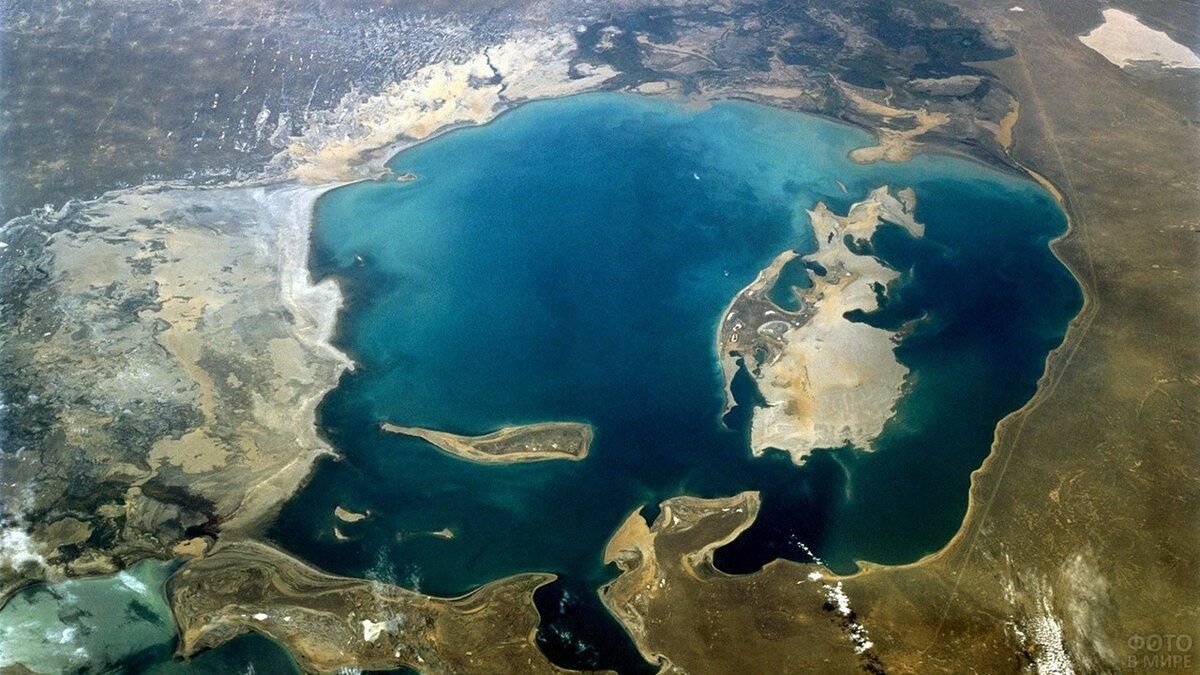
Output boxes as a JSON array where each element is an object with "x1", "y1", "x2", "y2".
[
  {"x1": 262, "y1": 93, "x2": 1080, "y2": 672},
  {"x1": 0, "y1": 561, "x2": 176, "y2": 672},
  {"x1": 0, "y1": 561, "x2": 300, "y2": 674}
]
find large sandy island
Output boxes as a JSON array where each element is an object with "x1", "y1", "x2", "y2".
[{"x1": 719, "y1": 186, "x2": 923, "y2": 463}]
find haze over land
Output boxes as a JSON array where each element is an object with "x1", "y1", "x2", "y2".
[{"x1": 0, "y1": 0, "x2": 1196, "y2": 673}]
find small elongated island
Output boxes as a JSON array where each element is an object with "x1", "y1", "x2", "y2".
[{"x1": 380, "y1": 422, "x2": 592, "y2": 464}]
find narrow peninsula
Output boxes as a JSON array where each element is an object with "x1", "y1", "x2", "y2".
[{"x1": 380, "y1": 422, "x2": 592, "y2": 464}]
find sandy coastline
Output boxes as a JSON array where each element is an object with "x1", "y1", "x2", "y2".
[
  {"x1": 381, "y1": 422, "x2": 593, "y2": 464},
  {"x1": 0, "y1": 61, "x2": 1065, "y2": 583},
  {"x1": 245, "y1": 73, "x2": 1072, "y2": 544},
  {"x1": 5, "y1": 3, "x2": 1151, "y2": 672},
  {"x1": 836, "y1": 105, "x2": 1094, "y2": 577}
]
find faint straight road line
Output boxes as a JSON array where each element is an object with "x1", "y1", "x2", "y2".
[{"x1": 924, "y1": 0, "x2": 1104, "y2": 649}]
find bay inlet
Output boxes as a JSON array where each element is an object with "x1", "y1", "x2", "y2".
[{"x1": 267, "y1": 92, "x2": 1081, "y2": 672}]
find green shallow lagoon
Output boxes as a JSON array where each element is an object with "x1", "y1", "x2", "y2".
[
  {"x1": 0, "y1": 561, "x2": 301, "y2": 674},
  {"x1": 267, "y1": 93, "x2": 1081, "y2": 671}
]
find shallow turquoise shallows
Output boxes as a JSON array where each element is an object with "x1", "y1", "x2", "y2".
[
  {"x1": 0, "y1": 560, "x2": 301, "y2": 674},
  {"x1": 270, "y1": 93, "x2": 1081, "y2": 672}
]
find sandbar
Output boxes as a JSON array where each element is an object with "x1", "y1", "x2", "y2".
[{"x1": 380, "y1": 422, "x2": 592, "y2": 464}]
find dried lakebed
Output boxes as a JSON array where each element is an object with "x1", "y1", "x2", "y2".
[{"x1": 265, "y1": 93, "x2": 1081, "y2": 671}]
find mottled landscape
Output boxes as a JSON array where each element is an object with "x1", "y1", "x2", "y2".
[{"x1": 1, "y1": 0, "x2": 1196, "y2": 672}]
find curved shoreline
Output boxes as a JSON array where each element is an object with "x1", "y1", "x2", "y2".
[
  {"x1": 261, "y1": 85, "x2": 1080, "y2": 570},
  {"x1": 222, "y1": 74, "x2": 1083, "y2": 668},
  {"x1": 0, "y1": 45, "x2": 1089, "y2": 675},
  {"x1": 595, "y1": 7, "x2": 1200, "y2": 668},
  {"x1": 832, "y1": 100, "x2": 1092, "y2": 581},
  {"x1": 0, "y1": 87, "x2": 1070, "y2": 598},
  {"x1": 589, "y1": 95, "x2": 1089, "y2": 664}
]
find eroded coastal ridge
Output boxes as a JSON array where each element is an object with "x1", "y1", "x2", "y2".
[
  {"x1": 720, "y1": 186, "x2": 922, "y2": 463},
  {"x1": 169, "y1": 540, "x2": 570, "y2": 673},
  {"x1": 381, "y1": 422, "x2": 592, "y2": 464}
]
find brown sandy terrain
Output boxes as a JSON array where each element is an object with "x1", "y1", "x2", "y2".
[
  {"x1": 0, "y1": 185, "x2": 348, "y2": 602},
  {"x1": 600, "y1": 493, "x2": 876, "y2": 673},
  {"x1": 598, "y1": 0, "x2": 1200, "y2": 671},
  {"x1": 170, "y1": 540, "x2": 580, "y2": 674},
  {"x1": 839, "y1": 84, "x2": 953, "y2": 163},
  {"x1": 4, "y1": 1, "x2": 1193, "y2": 671}
]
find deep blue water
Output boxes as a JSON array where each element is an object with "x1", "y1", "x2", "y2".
[{"x1": 268, "y1": 93, "x2": 1080, "y2": 672}]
